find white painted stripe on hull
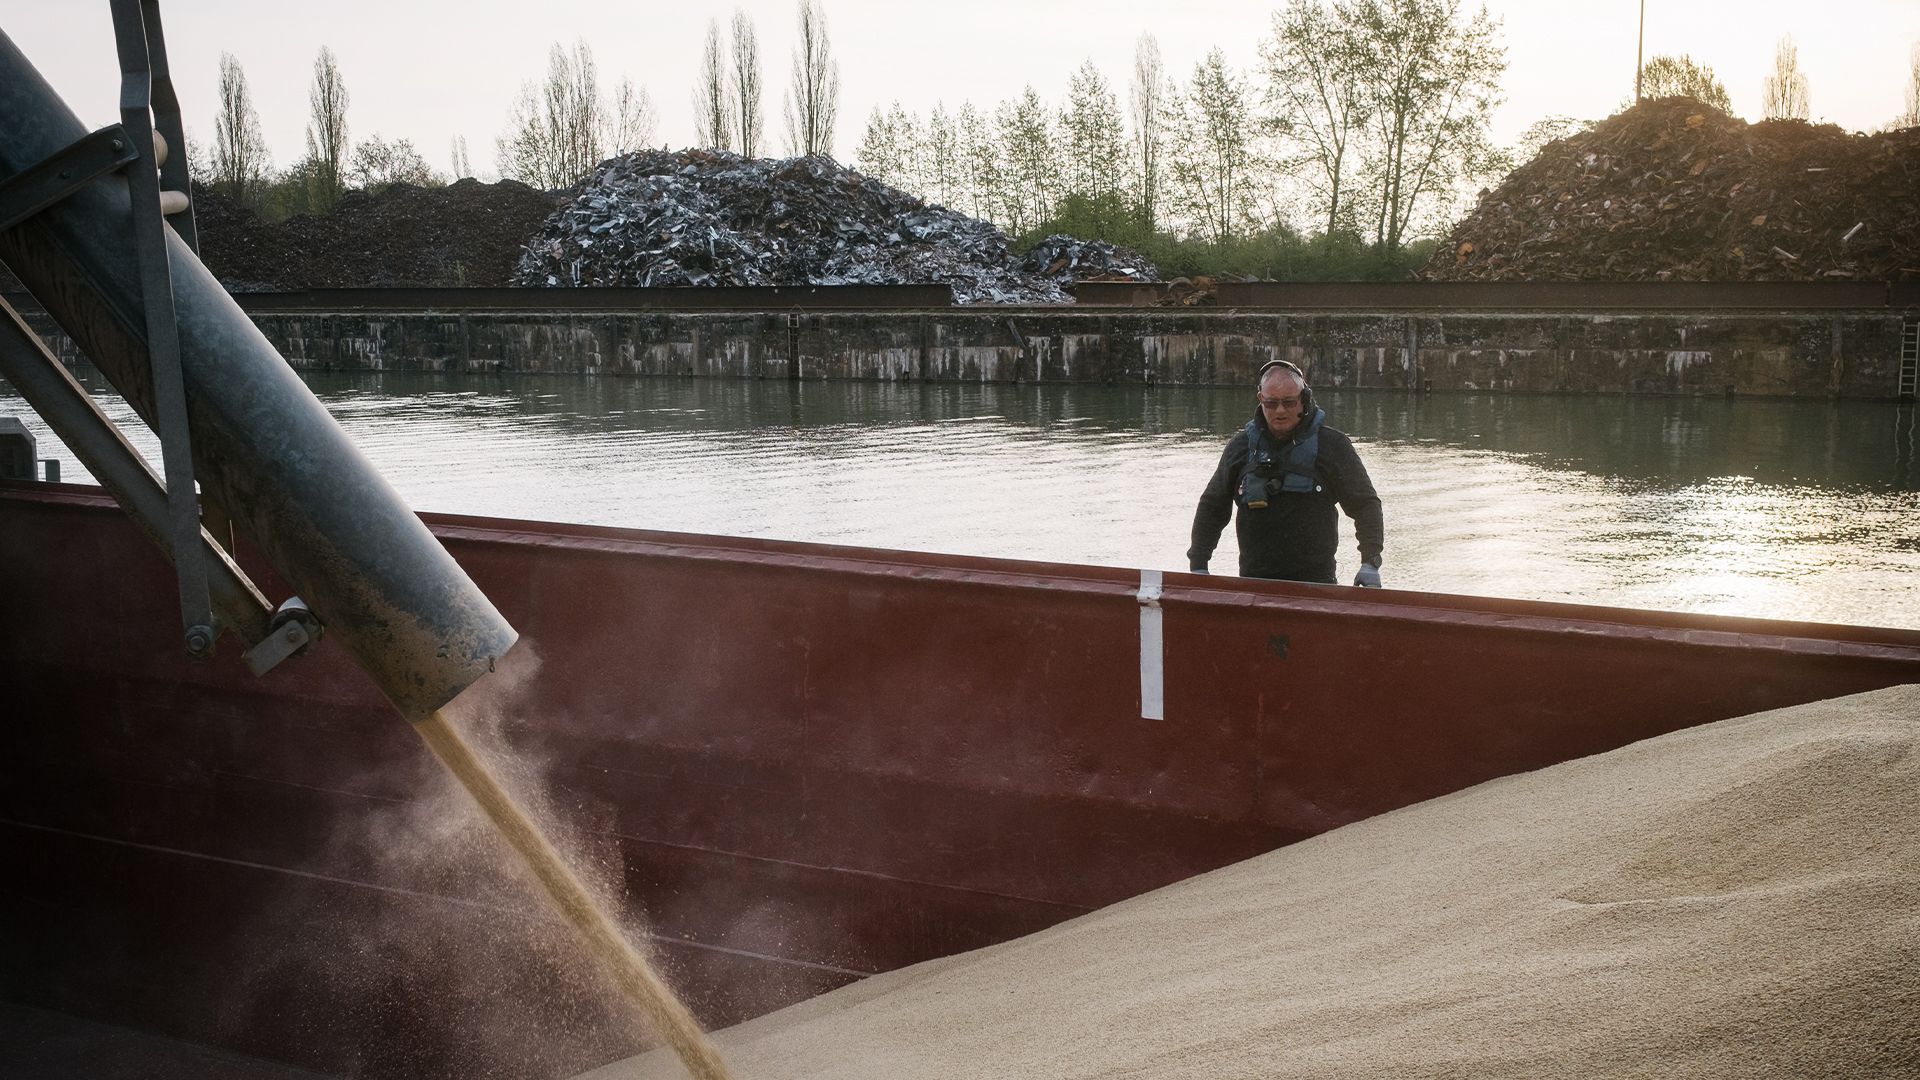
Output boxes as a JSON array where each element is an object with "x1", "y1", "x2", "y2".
[{"x1": 1138, "y1": 569, "x2": 1164, "y2": 721}]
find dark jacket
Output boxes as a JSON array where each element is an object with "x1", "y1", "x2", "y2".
[{"x1": 1187, "y1": 410, "x2": 1384, "y2": 583}]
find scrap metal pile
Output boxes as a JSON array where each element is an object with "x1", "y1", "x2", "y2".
[
  {"x1": 513, "y1": 151, "x2": 1121, "y2": 303},
  {"x1": 1427, "y1": 97, "x2": 1920, "y2": 282},
  {"x1": 1016, "y1": 234, "x2": 1159, "y2": 284}
]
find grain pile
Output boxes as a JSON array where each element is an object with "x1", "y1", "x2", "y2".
[
  {"x1": 588, "y1": 684, "x2": 1920, "y2": 1080},
  {"x1": 1426, "y1": 96, "x2": 1920, "y2": 282}
]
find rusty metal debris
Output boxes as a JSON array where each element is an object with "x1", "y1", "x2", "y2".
[
  {"x1": 513, "y1": 150, "x2": 1082, "y2": 304},
  {"x1": 1426, "y1": 97, "x2": 1920, "y2": 282},
  {"x1": 1015, "y1": 234, "x2": 1158, "y2": 285}
]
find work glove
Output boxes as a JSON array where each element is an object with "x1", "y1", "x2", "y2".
[{"x1": 1353, "y1": 562, "x2": 1382, "y2": 588}]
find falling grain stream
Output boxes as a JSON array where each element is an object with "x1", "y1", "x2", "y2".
[{"x1": 413, "y1": 709, "x2": 733, "y2": 1080}]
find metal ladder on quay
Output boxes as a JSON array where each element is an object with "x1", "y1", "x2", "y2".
[{"x1": 1901, "y1": 315, "x2": 1918, "y2": 401}]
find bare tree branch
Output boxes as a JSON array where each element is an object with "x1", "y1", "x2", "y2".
[
  {"x1": 213, "y1": 52, "x2": 270, "y2": 205},
  {"x1": 694, "y1": 19, "x2": 733, "y2": 151},
  {"x1": 1762, "y1": 35, "x2": 1811, "y2": 121},
  {"x1": 303, "y1": 45, "x2": 349, "y2": 211},
  {"x1": 731, "y1": 9, "x2": 764, "y2": 157},
  {"x1": 1129, "y1": 35, "x2": 1167, "y2": 233},
  {"x1": 496, "y1": 40, "x2": 613, "y2": 189},
  {"x1": 782, "y1": 0, "x2": 840, "y2": 157}
]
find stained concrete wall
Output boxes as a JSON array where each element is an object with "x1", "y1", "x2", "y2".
[{"x1": 21, "y1": 307, "x2": 1918, "y2": 398}]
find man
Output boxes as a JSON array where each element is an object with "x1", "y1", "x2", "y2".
[{"x1": 1188, "y1": 359, "x2": 1385, "y2": 586}]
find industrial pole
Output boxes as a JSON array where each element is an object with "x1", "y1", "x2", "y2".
[{"x1": 1635, "y1": 0, "x2": 1646, "y2": 104}]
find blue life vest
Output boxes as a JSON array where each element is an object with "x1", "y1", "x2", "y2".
[{"x1": 1238, "y1": 408, "x2": 1324, "y2": 508}]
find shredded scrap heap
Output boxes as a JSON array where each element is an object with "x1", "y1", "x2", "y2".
[
  {"x1": 513, "y1": 151, "x2": 1141, "y2": 304},
  {"x1": 1427, "y1": 97, "x2": 1920, "y2": 282}
]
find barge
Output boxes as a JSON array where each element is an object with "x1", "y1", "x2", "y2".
[
  {"x1": 3, "y1": 9, "x2": 1919, "y2": 1078},
  {"x1": 6, "y1": 481, "x2": 1920, "y2": 1076}
]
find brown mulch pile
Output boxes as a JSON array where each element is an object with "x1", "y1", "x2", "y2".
[
  {"x1": 1425, "y1": 97, "x2": 1920, "y2": 282},
  {"x1": 191, "y1": 178, "x2": 559, "y2": 291}
]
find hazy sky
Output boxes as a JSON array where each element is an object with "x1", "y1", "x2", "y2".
[{"x1": 4, "y1": 1, "x2": 1916, "y2": 179}]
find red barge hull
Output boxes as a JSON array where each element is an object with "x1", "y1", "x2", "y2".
[{"x1": 4, "y1": 482, "x2": 1918, "y2": 1077}]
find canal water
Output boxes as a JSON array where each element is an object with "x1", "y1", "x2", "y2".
[{"x1": 6, "y1": 371, "x2": 1917, "y2": 630}]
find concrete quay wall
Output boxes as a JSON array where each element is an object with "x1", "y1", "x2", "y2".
[{"x1": 23, "y1": 305, "x2": 1918, "y2": 399}]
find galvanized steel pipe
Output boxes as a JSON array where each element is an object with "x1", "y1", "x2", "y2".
[{"x1": 0, "y1": 30, "x2": 516, "y2": 718}]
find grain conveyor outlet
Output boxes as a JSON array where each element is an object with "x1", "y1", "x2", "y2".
[{"x1": 0, "y1": 5, "x2": 516, "y2": 720}]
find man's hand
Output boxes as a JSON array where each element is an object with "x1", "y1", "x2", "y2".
[{"x1": 1353, "y1": 562, "x2": 1382, "y2": 588}]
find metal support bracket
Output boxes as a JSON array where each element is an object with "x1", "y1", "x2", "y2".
[
  {"x1": 111, "y1": 0, "x2": 212, "y2": 658},
  {"x1": 135, "y1": 0, "x2": 198, "y2": 253},
  {"x1": 243, "y1": 597, "x2": 324, "y2": 677},
  {"x1": 0, "y1": 124, "x2": 138, "y2": 233},
  {"x1": 0, "y1": 297, "x2": 274, "y2": 645}
]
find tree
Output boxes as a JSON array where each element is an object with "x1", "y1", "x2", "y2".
[
  {"x1": 212, "y1": 52, "x2": 269, "y2": 205},
  {"x1": 1128, "y1": 35, "x2": 1169, "y2": 233},
  {"x1": 1762, "y1": 35, "x2": 1810, "y2": 121},
  {"x1": 1262, "y1": 0, "x2": 1370, "y2": 244},
  {"x1": 956, "y1": 100, "x2": 1001, "y2": 222},
  {"x1": 922, "y1": 102, "x2": 962, "y2": 207},
  {"x1": 606, "y1": 78, "x2": 658, "y2": 154},
  {"x1": 1900, "y1": 45, "x2": 1920, "y2": 129},
  {"x1": 496, "y1": 40, "x2": 617, "y2": 189},
  {"x1": 1638, "y1": 53, "x2": 1732, "y2": 112},
  {"x1": 854, "y1": 102, "x2": 912, "y2": 186},
  {"x1": 303, "y1": 46, "x2": 349, "y2": 212},
  {"x1": 1058, "y1": 60, "x2": 1129, "y2": 237},
  {"x1": 1165, "y1": 50, "x2": 1257, "y2": 246},
  {"x1": 1348, "y1": 0, "x2": 1507, "y2": 255},
  {"x1": 783, "y1": 0, "x2": 839, "y2": 157},
  {"x1": 731, "y1": 9, "x2": 765, "y2": 157},
  {"x1": 694, "y1": 19, "x2": 733, "y2": 151},
  {"x1": 349, "y1": 134, "x2": 438, "y2": 191},
  {"x1": 997, "y1": 86, "x2": 1056, "y2": 235},
  {"x1": 450, "y1": 136, "x2": 472, "y2": 180}
]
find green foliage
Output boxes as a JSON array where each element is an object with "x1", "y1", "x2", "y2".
[
  {"x1": 254, "y1": 155, "x2": 322, "y2": 221},
  {"x1": 1165, "y1": 48, "x2": 1259, "y2": 247},
  {"x1": 1161, "y1": 229, "x2": 1434, "y2": 282},
  {"x1": 1059, "y1": 60, "x2": 1129, "y2": 231},
  {"x1": 840, "y1": 0, "x2": 1506, "y2": 269},
  {"x1": 995, "y1": 87, "x2": 1057, "y2": 235},
  {"x1": 1020, "y1": 207, "x2": 1433, "y2": 282},
  {"x1": 1638, "y1": 55, "x2": 1732, "y2": 113},
  {"x1": 1039, "y1": 193, "x2": 1152, "y2": 251}
]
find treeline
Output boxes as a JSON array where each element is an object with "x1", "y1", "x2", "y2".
[
  {"x1": 198, "y1": 0, "x2": 840, "y2": 222},
  {"x1": 192, "y1": 0, "x2": 1920, "y2": 281},
  {"x1": 852, "y1": 0, "x2": 1508, "y2": 280}
]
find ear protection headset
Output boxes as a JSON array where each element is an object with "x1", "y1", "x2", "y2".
[{"x1": 1256, "y1": 358, "x2": 1315, "y2": 415}]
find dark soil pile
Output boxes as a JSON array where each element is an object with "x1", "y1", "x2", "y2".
[
  {"x1": 512, "y1": 150, "x2": 1073, "y2": 303},
  {"x1": 1426, "y1": 97, "x2": 1920, "y2": 281},
  {"x1": 192, "y1": 178, "x2": 559, "y2": 291}
]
